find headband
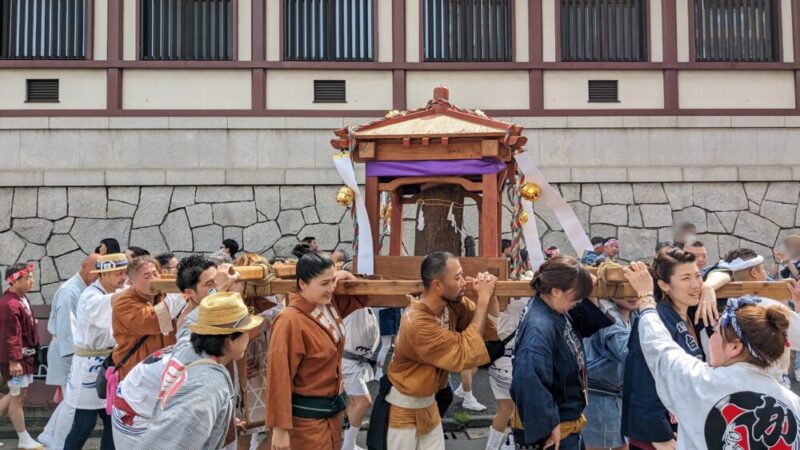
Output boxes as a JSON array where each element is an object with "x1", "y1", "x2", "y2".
[
  {"x1": 718, "y1": 255, "x2": 764, "y2": 272},
  {"x1": 6, "y1": 263, "x2": 35, "y2": 284},
  {"x1": 720, "y1": 296, "x2": 765, "y2": 362},
  {"x1": 605, "y1": 239, "x2": 618, "y2": 245}
]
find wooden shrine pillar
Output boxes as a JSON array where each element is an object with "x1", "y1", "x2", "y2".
[
  {"x1": 480, "y1": 173, "x2": 500, "y2": 256},
  {"x1": 389, "y1": 192, "x2": 403, "y2": 255},
  {"x1": 366, "y1": 177, "x2": 380, "y2": 254}
]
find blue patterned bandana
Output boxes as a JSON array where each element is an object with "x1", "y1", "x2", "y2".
[{"x1": 719, "y1": 295, "x2": 764, "y2": 361}]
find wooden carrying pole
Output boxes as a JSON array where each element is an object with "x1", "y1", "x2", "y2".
[{"x1": 150, "y1": 265, "x2": 794, "y2": 307}]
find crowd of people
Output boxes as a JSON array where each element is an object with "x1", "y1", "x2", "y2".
[{"x1": 0, "y1": 223, "x2": 799, "y2": 450}]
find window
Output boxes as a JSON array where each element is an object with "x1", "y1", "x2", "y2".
[
  {"x1": 424, "y1": 0, "x2": 512, "y2": 62},
  {"x1": 0, "y1": 0, "x2": 88, "y2": 59},
  {"x1": 283, "y1": 0, "x2": 373, "y2": 61},
  {"x1": 694, "y1": 0, "x2": 779, "y2": 62},
  {"x1": 141, "y1": 0, "x2": 232, "y2": 60},
  {"x1": 560, "y1": 0, "x2": 647, "y2": 62}
]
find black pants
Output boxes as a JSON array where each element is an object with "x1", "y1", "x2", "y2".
[{"x1": 64, "y1": 408, "x2": 115, "y2": 450}]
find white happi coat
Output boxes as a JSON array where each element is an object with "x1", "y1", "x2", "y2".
[
  {"x1": 46, "y1": 273, "x2": 87, "y2": 386},
  {"x1": 65, "y1": 279, "x2": 116, "y2": 410}
]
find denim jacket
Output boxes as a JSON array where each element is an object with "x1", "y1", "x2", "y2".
[{"x1": 584, "y1": 300, "x2": 636, "y2": 395}]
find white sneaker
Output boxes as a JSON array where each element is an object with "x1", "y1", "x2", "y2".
[
  {"x1": 17, "y1": 435, "x2": 44, "y2": 450},
  {"x1": 499, "y1": 432, "x2": 515, "y2": 450},
  {"x1": 453, "y1": 384, "x2": 465, "y2": 398},
  {"x1": 461, "y1": 394, "x2": 487, "y2": 412}
]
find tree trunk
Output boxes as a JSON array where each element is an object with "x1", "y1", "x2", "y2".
[{"x1": 414, "y1": 185, "x2": 465, "y2": 256}]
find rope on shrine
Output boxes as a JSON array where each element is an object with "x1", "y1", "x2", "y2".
[
  {"x1": 378, "y1": 201, "x2": 391, "y2": 253},
  {"x1": 509, "y1": 169, "x2": 526, "y2": 280},
  {"x1": 233, "y1": 253, "x2": 278, "y2": 297}
]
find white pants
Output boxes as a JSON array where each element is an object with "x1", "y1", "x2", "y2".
[
  {"x1": 387, "y1": 423, "x2": 445, "y2": 450},
  {"x1": 38, "y1": 399, "x2": 75, "y2": 450}
]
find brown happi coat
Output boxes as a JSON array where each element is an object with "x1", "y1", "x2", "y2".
[
  {"x1": 265, "y1": 292, "x2": 368, "y2": 450},
  {"x1": 112, "y1": 288, "x2": 176, "y2": 380},
  {"x1": 387, "y1": 297, "x2": 497, "y2": 435}
]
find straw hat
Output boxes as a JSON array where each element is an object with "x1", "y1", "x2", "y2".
[
  {"x1": 91, "y1": 253, "x2": 129, "y2": 274},
  {"x1": 189, "y1": 292, "x2": 264, "y2": 336}
]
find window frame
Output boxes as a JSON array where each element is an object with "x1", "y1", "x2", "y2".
[
  {"x1": 555, "y1": 0, "x2": 650, "y2": 63},
  {"x1": 280, "y1": 0, "x2": 377, "y2": 62},
  {"x1": 136, "y1": 0, "x2": 238, "y2": 61},
  {"x1": 0, "y1": 0, "x2": 94, "y2": 60},
  {"x1": 689, "y1": 0, "x2": 782, "y2": 63}
]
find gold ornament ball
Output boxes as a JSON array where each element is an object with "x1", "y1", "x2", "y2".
[
  {"x1": 519, "y1": 211, "x2": 529, "y2": 224},
  {"x1": 520, "y1": 183, "x2": 541, "y2": 202},
  {"x1": 336, "y1": 186, "x2": 355, "y2": 206}
]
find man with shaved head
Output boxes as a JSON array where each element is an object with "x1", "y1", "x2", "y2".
[{"x1": 38, "y1": 253, "x2": 99, "y2": 450}]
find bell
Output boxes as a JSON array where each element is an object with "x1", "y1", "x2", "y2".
[
  {"x1": 519, "y1": 211, "x2": 529, "y2": 224},
  {"x1": 520, "y1": 183, "x2": 541, "y2": 202},
  {"x1": 336, "y1": 186, "x2": 355, "y2": 206}
]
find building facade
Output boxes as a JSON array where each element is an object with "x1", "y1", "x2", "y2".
[{"x1": 0, "y1": 0, "x2": 799, "y2": 305}]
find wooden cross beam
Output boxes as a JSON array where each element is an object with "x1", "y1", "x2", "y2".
[{"x1": 150, "y1": 265, "x2": 794, "y2": 308}]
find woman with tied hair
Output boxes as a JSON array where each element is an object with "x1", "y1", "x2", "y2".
[
  {"x1": 511, "y1": 256, "x2": 612, "y2": 450},
  {"x1": 622, "y1": 249, "x2": 707, "y2": 450},
  {"x1": 623, "y1": 261, "x2": 800, "y2": 450},
  {"x1": 266, "y1": 251, "x2": 368, "y2": 450}
]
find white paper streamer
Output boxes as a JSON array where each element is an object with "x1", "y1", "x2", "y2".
[
  {"x1": 514, "y1": 150, "x2": 593, "y2": 263},
  {"x1": 520, "y1": 198, "x2": 545, "y2": 271},
  {"x1": 333, "y1": 153, "x2": 374, "y2": 275}
]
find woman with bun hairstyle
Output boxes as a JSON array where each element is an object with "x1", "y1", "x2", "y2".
[
  {"x1": 622, "y1": 249, "x2": 706, "y2": 450},
  {"x1": 624, "y1": 261, "x2": 800, "y2": 450},
  {"x1": 511, "y1": 256, "x2": 612, "y2": 450}
]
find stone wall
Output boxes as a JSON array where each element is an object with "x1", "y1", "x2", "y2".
[{"x1": 2, "y1": 181, "x2": 798, "y2": 306}]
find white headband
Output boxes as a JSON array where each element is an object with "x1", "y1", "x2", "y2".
[{"x1": 717, "y1": 255, "x2": 764, "y2": 272}]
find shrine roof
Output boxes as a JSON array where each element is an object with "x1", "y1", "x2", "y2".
[{"x1": 331, "y1": 86, "x2": 526, "y2": 149}]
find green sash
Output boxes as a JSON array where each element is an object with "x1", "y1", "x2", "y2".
[{"x1": 291, "y1": 393, "x2": 348, "y2": 419}]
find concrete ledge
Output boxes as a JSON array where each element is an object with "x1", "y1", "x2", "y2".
[
  {"x1": 226, "y1": 169, "x2": 284, "y2": 185},
  {"x1": 738, "y1": 165, "x2": 794, "y2": 181},
  {"x1": 627, "y1": 167, "x2": 683, "y2": 182},
  {"x1": 105, "y1": 169, "x2": 167, "y2": 185},
  {"x1": 165, "y1": 169, "x2": 226, "y2": 185},
  {"x1": 109, "y1": 117, "x2": 169, "y2": 129},
  {"x1": 0, "y1": 170, "x2": 43, "y2": 186},
  {"x1": 44, "y1": 170, "x2": 105, "y2": 186},
  {"x1": 571, "y1": 167, "x2": 627, "y2": 183},
  {"x1": 683, "y1": 166, "x2": 739, "y2": 181}
]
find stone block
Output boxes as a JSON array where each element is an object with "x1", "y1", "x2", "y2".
[
  {"x1": 20, "y1": 130, "x2": 80, "y2": 169},
  {"x1": 566, "y1": 116, "x2": 623, "y2": 129},
  {"x1": 130, "y1": 227, "x2": 169, "y2": 255},
  {"x1": 199, "y1": 130, "x2": 258, "y2": 169},
  {"x1": 68, "y1": 187, "x2": 107, "y2": 218},
  {"x1": 664, "y1": 183, "x2": 693, "y2": 211},
  {"x1": 641, "y1": 204, "x2": 673, "y2": 228},
  {"x1": 226, "y1": 169, "x2": 284, "y2": 185},
  {"x1": 280, "y1": 186, "x2": 314, "y2": 210},
  {"x1": 258, "y1": 130, "x2": 317, "y2": 169},
  {"x1": 285, "y1": 117, "x2": 344, "y2": 129},
  {"x1": 0, "y1": 171, "x2": 43, "y2": 187},
  {"x1": 13, "y1": 218, "x2": 53, "y2": 244},
  {"x1": 764, "y1": 182, "x2": 800, "y2": 204},
  {"x1": 600, "y1": 183, "x2": 633, "y2": 204},
  {"x1": 743, "y1": 182, "x2": 768, "y2": 204},
  {"x1": 683, "y1": 167, "x2": 738, "y2": 182},
  {"x1": 273, "y1": 236, "x2": 300, "y2": 258},
  {"x1": 254, "y1": 187, "x2": 281, "y2": 221},
  {"x1": 109, "y1": 187, "x2": 140, "y2": 205},
  {"x1": 760, "y1": 201, "x2": 797, "y2": 228},
  {"x1": 581, "y1": 184, "x2": 602, "y2": 206},
  {"x1": 672, "y1": 207, "x2": 708, "y2": 233},
  {"x1": 676, "y1": 116, "x2": 732, "y2": 128},
  {"x1": 733, "y1": 211, "x2": 780, "y2": 247},
  {"x1": 696, "y1": 234, "x2": 720, "y2": 265},
  {"x1": 302, "y1": 206, "x2": 320, "y2": 224},
  {"x1": 559, "y1": 184, "x2": 581, "y2": 202},
  {"x1": 41, "y1": 283, "x2": 60, "y2": 305},
  {"x1": 108, "y1": 201, "x2": 137, "y2": 218},
  {"x1": 168, "y1": 117, "x2": 227, "y2": 129},
  {"x1": 0, "y1": 188, "x2": 11, "y2": 231},
  {"x1": 621, "y1": 116, "x2": 677, "y2": 128},
  {"x1": 54, "y1": 250, "x2": 87, "y2": 280},
  {"x1": 78, "y1": 130, "x2": 139, "y2": 169},
  {"x1": 315, "y1": 186, "x2": 345, "y2": 224},
  {"x1": 749, "y1": 201, "x2": 761, "y2": 215},
  {"x1": 223, "y1": 227, "x2": 243, "y2": 246},
  {"x1": 535, "y1": 205, "x2": 562, "y2": 231},
  {"x1": 633, "y1": 183, "x2": 668, "y2": 204},
  {"x1": 70, "y1": 218, "x2": 131, "y2": 254},
  {"x1": 0, "y1": 117, "x2": 48, "y2": 130},
  {"x1": 538, "y1": 168, "x2": 570, "y2": 183},
  {"x1": 47, "y1": 234, "x2": 80, "y2": 257},
  {"x1": 13, "y1": 188, "x2": 38, "y2": 218},
  {"x1": 514, "y1": 117, "x2": 568, "y2": 129},
  {"x1": 627, "y1": 167, "x2": 683, "y2": 183},
  {"x1": 40, "y1": 257, "x2": 59, "y2": 285},
  {"x1": 284, "y1": 169, "x2": 359, "y2": 185},
  {"x1": 186, "y1": 204, "x2": 213, "y2": 228},
  {"x1": 227, "y1": 117, "x2": 287, "y2": 129},
  {"x1": 590, "y1": 224, "x2": 617, "y2": 242},
  {"x1": 161, "y1": 210, "x2": 193, "y2": 252},
  {"x1": 27, "y1": 293, "x2": 44, "y2": 306},
  {"x1": 541, "y1": 232, "x2": 572, "y2": 257},
  {"x1": 139, "y1": 130, "x2": 198, "y2": 169},
  {"x1": 49, "y1": 117, "x2": 109, "y2": 129},
  {"x1": 19, "y1": 243, "x2": 45, "y2": 262},
  {"x1": 738, "y1": 239, "x2": 774, "y2": 263},
  {"x1": 590, "y1": 205, "x2": 628, "y2": 226},
  {"x1": 212, "y1": 202, "x2": 258, "y2": 227},
  {"x1": 53, "y1": 217, "x2": 74, "y2": 234},
  {"x1": 38, "y1": 188, "x2": 67, "y2": 220},
  {"x1": 108, "y1": 117, "x2": 169, "y2": 129},
  {"x1": 571, "y1": 167, "x2": 627, "y2": 183},
  {"x1": 693, "y1": 184, "x2": 748, "y2": 211},
  {"x1": 657, "y1": 227, "x2": 673, "y2": 243},
  {"x1": 618, "y1": 227, "x2": 658, "y2": 262},
  {"x1": 105, "y1": 170, "x2": 166, "y2": 186},
  {"x1": 628, "y1": 205, "x2": 643, "y2": 227},
  {"x1": 569, "y1": 201, "x2": 590, "y2": 232},
  {"x1": 170, "y1": 187, "x2": 196, "y2": 210},
  {"x1": 243, "y1": 222, "x2": 282, "y2": 253},
  {"x1": 716, "y1": 212, "x2": 737, "y2": 233},
  {"x1": 193, "y1": 225, "x2": 223, "y2": 252},
  {"x1": 133, "y1": 187, "x2": 172, "y2": 228},
  {"x1": 739, "y1": 166, "x2": 793, "y2": 181},
  {"x1": 196, "y1": 186, "x2": 254, "y2": 203},
  {"x1": 166, "y1": 170, "x2": 225, "y2": 185},
  {"x1": 277, "y1": 210, "x2": 305, "y2": 235},
  {"x1": 707, "y1": 213, "x2": 726, "y2": 234}
]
